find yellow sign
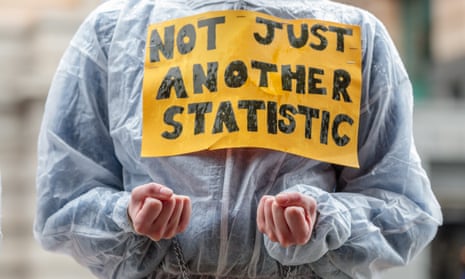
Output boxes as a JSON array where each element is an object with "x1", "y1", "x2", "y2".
[{"x1": 142, "y1": 10, "x2": 362, "y2": 168}]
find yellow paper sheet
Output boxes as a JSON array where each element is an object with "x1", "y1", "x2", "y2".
[{"x1": 142, "y1": 10, "x2": 362, "y2": 168}]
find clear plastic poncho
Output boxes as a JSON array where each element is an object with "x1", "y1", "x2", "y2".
[{"x1": 34, "y1": 0, "x2": 443, "y2": 278}]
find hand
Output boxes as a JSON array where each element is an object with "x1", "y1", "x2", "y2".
[
  {"x1": 128, "y1": 183, "x2": 191, "y2": 241},
  {"x1": 257, "y1": 192, "x2": 317, "y2": 247}
]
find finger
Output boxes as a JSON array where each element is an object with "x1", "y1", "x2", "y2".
[
  {"x1": 275, "y1": 192, "x2": 304, "y2": 206},
  {"x1": 284, "y1": 206, "x2": 311, "y2": 245},
  {"x1": 133, "y1": 197, "x2": 163, "y2": 235},
  {"x1": 131, "y1": 183, "x2": 173, "y2": 204},
  {"x1": 276, "y1": 192, "x2": 317, "y2": 215},
  {"x1": 177, "y1": 196, "x2": 191, "y2": 233},
  {"x1": 272, "y1": 201, "x2": 292, "y2": 247},
  {"x1": 263, "y1": 196, "x2": 278, "y2": 242},
  {"x1": 164, "y1": 196, "x2": 185, "y2": 239},
  {"x1": 128, "y1": 183, "x2": 174, "y2": 227},
  {"x1": 256, "y1": 196, "x2": 267, "y2": 233},
  {"x1": 150, "y1": 198, "x2": 176, "y2": 240}
]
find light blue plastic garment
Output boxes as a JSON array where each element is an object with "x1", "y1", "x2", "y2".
[{"x1": 34, "y1": 0, "x2": 442, "y2": 278}]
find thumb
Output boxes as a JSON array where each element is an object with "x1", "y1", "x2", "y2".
[
  {"x1": 276, "y1": 192, "x2": 316, "y2": 212},
  {"x1": 131, "y1": 183, "x2": 174, "y2": 203},
  {"x1": 275, "y1": 192, "x2": 304, "y2": 207}
]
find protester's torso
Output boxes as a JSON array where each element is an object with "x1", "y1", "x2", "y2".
[{"x1": 101, "y1": 0, "x2": 368, "y2": 277}]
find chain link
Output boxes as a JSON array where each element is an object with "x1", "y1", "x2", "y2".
[
  {"x1": 281, "y1": 264, "x2": 293, "y2": 279},
  {"x1": 171, "y1": 237, "x2": 301, "y2": 279},
  {"x1": 172, "y1": 237, "x2": 190, "y2": 279}
]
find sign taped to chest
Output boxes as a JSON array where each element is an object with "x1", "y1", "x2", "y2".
[{"x1": 142, "y1": 10, "x2": 362, "y2": 168}]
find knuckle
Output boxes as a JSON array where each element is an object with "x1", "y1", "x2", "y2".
[
  {"x1": 133, "y1": 225, "x2": 143, "y2": 234},
  {"x1": 179, "y1": 216, "x2": 190, "y2": 232},
  {"x1": 281, "y1": 240, "x2": 292, "y2": 248},
  {"x1": 151, "y1": 231, "x2": 163, "y2": 241},
  {"x1": 269, "y1": 235, "x2": 277, "y2": 242},
  {"x1": 178, "y1": 222, "x2": 189, "y2": 233},
  {"x1": 164, "y1": 223, "x2": 176, "y2": 236},
  {"x1": 165, "y1": 229, "x2": 177, "y2": 239},
  {"x1": 296, "y1": 233, "x2": 310, "y2": 245},
  {"x1": 276, "y1": 233, "x2": 287, "y2": 245},
  {"x1": 133, "y1": 222, "x2": 146, "y2": 234}
]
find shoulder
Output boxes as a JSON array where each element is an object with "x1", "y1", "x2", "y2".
[
  {"x1": 309, "y1": 1, "x2": 389, "y2": 44},
  {"x1": 80, "y1": 0, "x2": 126, "y2": 36},
  {"x1": 68, "y1": 0, "x2": 128, "y2": 61}
]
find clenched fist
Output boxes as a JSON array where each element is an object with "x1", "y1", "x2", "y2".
[
  {"x1": 128, "y1": 183, "x2": 191, "y2": 241},
  {"x1": 257, "y1": 192, "x2": 317, "y2": 247}
]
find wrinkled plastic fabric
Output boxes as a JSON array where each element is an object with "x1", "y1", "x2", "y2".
[{"x1": 34, "y1": 0, "x2": 443, "y2": 278}]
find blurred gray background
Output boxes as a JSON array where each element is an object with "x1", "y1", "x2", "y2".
[{"x1": 0, "y1": 0, "x2": 464, "y2": 278}]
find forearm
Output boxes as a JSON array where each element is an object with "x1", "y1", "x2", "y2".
[
  {"x1": 34, "y1": 186, "x2": 170, "y2": 278},
  {"x1": 264, "y1": 184, "x2": 440, "y2": 277}
]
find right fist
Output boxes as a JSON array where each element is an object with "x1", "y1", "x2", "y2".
[{"x1": 128, "y1": 183, "x2": 191, "y2": 241}]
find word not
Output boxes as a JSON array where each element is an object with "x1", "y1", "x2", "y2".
[{"x1": 149, "y1": 16, "x2": 354, "y2": 63}]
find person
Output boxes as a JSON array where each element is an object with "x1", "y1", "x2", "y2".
[{"x1": 33, "y1": 0, "x2": 442, "y2": 278}]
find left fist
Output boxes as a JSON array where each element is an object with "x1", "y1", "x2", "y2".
[{"x1": 257, "y1": 192, "x2": 317, "y2": 247}]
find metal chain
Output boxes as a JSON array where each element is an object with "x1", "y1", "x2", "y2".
[
  {"x1": 171, "y1": 237, "x2": 304, "y2": 279},
  {"x1": 281, "y1": 264, "x2": 293, "y2": 279},
  {"x1": 282, "y1": 264, "x2": 291, "y2": 279},
  {"x1": 282, "y1": 264, "x2": 321, "y2": 279},
  {"x1": 172, "y1": 237, "x2": 190, "y2": 279}
]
